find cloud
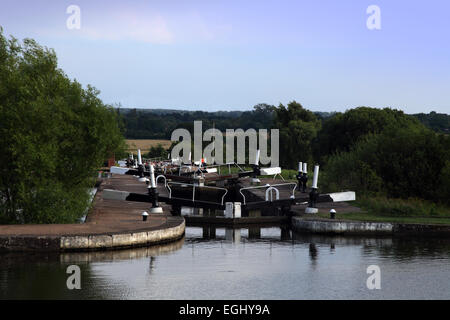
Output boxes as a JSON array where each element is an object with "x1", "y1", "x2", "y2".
[
  {"x1": 21, "y1": 4, "x2": 232, "y2": 45},
  {"x1": 80, "y1": 11, "x2": 174, "y2": 44}
]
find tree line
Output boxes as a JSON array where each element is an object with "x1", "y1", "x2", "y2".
[
  {"x1": 120, "y1": 106, "x2": 448, "y2": 140},
  {"x1": 118, "y1": 104, "x2": 275, "y2": 139}
]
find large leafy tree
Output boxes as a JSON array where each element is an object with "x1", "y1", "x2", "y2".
[
  {"x1": 273, "y1": 101, "x2": 321, "y2": 169},
  {"x1": 0, "y1": 30, "x2": 125, "y2": 224},
  {"x1": 315, "y1": 107, "x2": 422, "y2": 163}
]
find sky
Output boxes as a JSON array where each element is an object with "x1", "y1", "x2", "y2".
[{"x1": 0, "y1": 0, "x2": 449, "y2": 113}]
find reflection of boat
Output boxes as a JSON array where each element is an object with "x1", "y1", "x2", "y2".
[{"x1": 106, "y1": 150, "x2": 355, "y2": 225}]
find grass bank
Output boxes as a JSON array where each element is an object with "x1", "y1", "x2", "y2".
[{"x1": 318, "y1": 196, "x2": 450, "y2": 225}]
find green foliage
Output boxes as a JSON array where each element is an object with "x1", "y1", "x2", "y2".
[
  {"x1": 0, "y1": 30, "x2": 125, "y2": 224},
  {"x1": 120, "y1": 103, "x2": 275, "y2": 139},
  {"x1": 280, "y1": 169, "x2": 298, "y2": 181},
  {"x1": 354, "y1": 196, "x2": 450, "y2": 217},
  {"x1": 412, "y1": 111, "x2": 450, "y2": 134},
  {"x1": 437, "y1": 160, "x2": 450, "y2": 205},
  {"x1": 145, "y1": 144, "x2": 169, "y2": 159},
  {"x1": 323, "y1": 125, "x2": 450, "y2": 204},
  {"x1": 315, "y1": 107, "x2": 422, "y2": 163},
  {"x1": 273, "y1": 101, "x2": 321, "y2": 169}
]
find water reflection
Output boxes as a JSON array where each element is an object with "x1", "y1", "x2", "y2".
[
  {"x1": 1, "y1": 227, "x2": 450, "y2": 299},
  {"x1": 248, "y1": 226, "x2": 261, "y2": 239},
  {"x1": 187, "y1": 224, "x2": 292, "y2": 244},
  {"x1": 0, "y1": 238, "x2": 184, "y2": 300}
]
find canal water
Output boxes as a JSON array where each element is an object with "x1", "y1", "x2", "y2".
[{"x1": 1, "y1": 226, "x2": 450, "y2": 299}]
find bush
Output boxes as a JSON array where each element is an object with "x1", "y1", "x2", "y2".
[
  {"x1": 324, "y1": 125, "x2": 450, "y2": 205},
  {"x1": 273, "y1": 101, "x2": 321, "y2": 168},
  {"x1": 145, "y1": 144, "x2": 169, "y2": 159}
]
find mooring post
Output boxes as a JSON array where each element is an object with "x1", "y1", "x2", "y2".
[
  {"x1": 138, "y1": 164, "x2": 146, "y2": 182},
  {"x1": 148, "y1": 165, "x2": 163, "y2": 214},
  {"x1": 251, "y1": 149, "x2": 261, "y2": 185},
  {"x1": 130, "y1": 153, "x2": 137, "y2": 168},
  {"x1": 330, "y1": 209, "x2": 336, "y2": 219},
  {"x1": 137, "y1": 149, "x2": 142, "y2": 166},
  {"x1": 137, "y1": 149, "x2": 148, "y2": 182},
  {"x1": 305, "y1": 165, "x2": 320, "y2": 214}
]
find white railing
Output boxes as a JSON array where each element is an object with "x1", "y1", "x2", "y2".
[
  {"x1": 155, "y1": 175, "x2": 167, "y2": 187},
  {"x1": 239, "y1": 183, "x2": 297, "y2": 205}
]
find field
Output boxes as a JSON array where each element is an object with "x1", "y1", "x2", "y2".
[{"x1": 125, "y1": 139, "x2": 172, "y2": 153}]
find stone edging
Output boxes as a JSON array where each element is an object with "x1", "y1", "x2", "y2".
[
  {"x1": 292, "y1": 217, "x2": 393, "y2": 235},
  {"x1": 0, "y1": 218, "x2": 185, "y2": 252},
  {"x1": 292, "y1": 216, "x2": 450, "y2": 236},
  {"x1": 60, "y1": 219, "x2": 185, "y2": 251}
]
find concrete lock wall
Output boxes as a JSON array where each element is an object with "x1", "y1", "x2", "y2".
[
  {"x1": 60, "y1": 220, "x2": 185, "y2": 251},
  {"x1": 0, "y1": 219, "x2": 185, "y2": 252},
  {"x1": 291, "y1": 217, "x2": 394, "y2": 235},
  {"x1": 291, "y1": 217, "x2": 450, "y2": 236}
]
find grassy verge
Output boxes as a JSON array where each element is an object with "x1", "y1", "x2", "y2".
[{"x1": 317, "y1": 196, "x2": 450, "y2": 225}]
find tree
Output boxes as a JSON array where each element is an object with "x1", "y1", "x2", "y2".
[
  {"x1": 315, "y1": 107, "x2": 422, "y2": 163},
  {"x1": 273, "y1": 101, "x2": 321, "y2": 169},
  {"x1": 323, "y1": 125, "x2": 450, "y2": 204},
  {"x1": 0, "y1": 30, "x2": 125, "y2": 224},
  {"x1": 145, "y1": 144, "x2": 169, "y2": 159},
  {"x1": 412, "y1": 111, "x2": 450, "y2": 133}
]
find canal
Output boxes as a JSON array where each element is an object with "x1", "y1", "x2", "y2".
[{"x1": 1, "y1": 226, "x2": 450, "y2": 299}]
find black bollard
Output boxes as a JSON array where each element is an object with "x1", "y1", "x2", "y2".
[
  {"x1": 296, "y1": 172, "x2": 303, "y2": 191},
  {"x1": 300, "y1": 172, "x2": 308, "y2": 193},
  {"x1": 138, "y1": 164, "x2": 145, "y2": 178},
  {"x1": 308, "y1": 187, "x2": 319, "y2": 208},
  {"x1": 330, "y1": 209, "x2": 336, "y2": 219},
  {"x1": 149, "y1": 187, "x2": 160, "y2": 209}
]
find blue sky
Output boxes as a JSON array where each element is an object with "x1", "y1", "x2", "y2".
[{"x1": 1, "y1": 0, "x2": 449, "y2": 113}]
